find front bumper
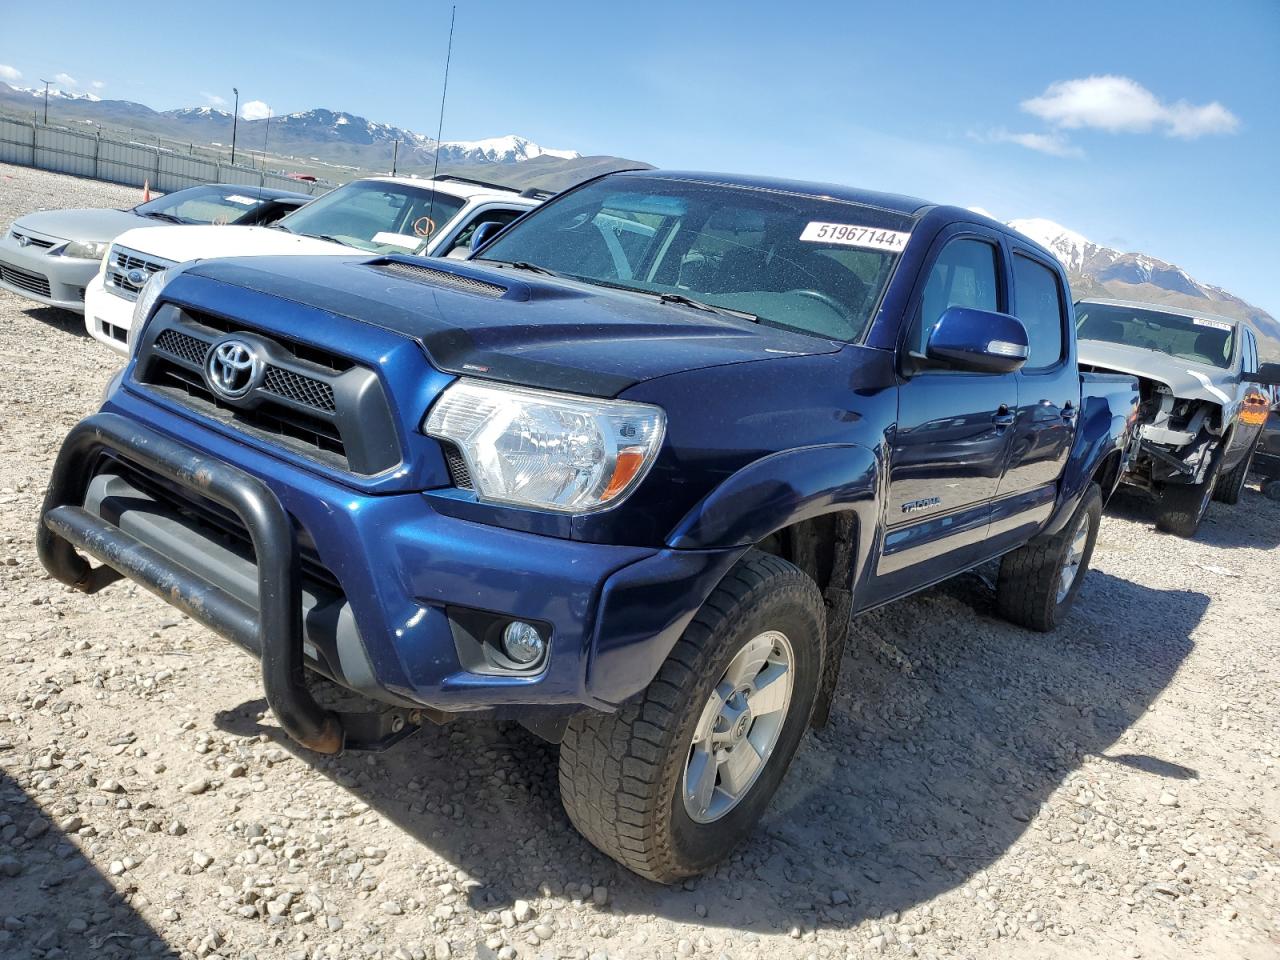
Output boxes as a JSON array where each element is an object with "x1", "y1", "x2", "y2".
[
  {"x1": 38, "y1": 403, "x2": 743, "y2": 747},
  {"x1": 84, "y1": 272, "x2": 133, "y2": 353},
  {"x1": 0, "y1": 233, "x2": 98, "y2": 312}
]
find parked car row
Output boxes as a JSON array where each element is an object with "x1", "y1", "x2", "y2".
[
  {"x1": 12, "y1": 167, "x2": 1279, "y2": 883},
  {"x1": 0, "y1": 183, "x2": 310, "y2": 312},
  {"x1": 83, "y1": 174, "x2": 548, "y2": 350}
]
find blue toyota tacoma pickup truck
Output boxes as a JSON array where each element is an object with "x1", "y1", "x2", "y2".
[{"x1": 37, "y1": 171, "x2": 1138, "y2": 882}]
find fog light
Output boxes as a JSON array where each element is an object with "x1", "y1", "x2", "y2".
[{"x1": 502, "y1": 621, "x2": 545, "y2": 665}]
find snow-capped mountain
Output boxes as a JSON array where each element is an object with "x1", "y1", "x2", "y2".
[
  {"x1": 0, "y1": 82, "x2": 579, "y2": 168},
  {"x1": 1008, "y1": 217, "x2": 1278, "y2": 341},
  {"x1": 8, "y1": 83, "x2": 100, "y2": 103},
  {"x1": 161, "y1": 106, "x2": 579, "y2": 166}
]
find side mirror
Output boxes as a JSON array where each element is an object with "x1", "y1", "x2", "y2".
[
  {"x1": 1243, "y1": 361, "x2": 1280, "y2": 387},
  {"x1": 469, "y1": 220, "x2": 504, "y2": 252},
  {"x1": 925, "y1": 306, "x2": 1029, "y2": 374}
]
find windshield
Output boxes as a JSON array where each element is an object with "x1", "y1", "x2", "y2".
[
  {"x1": 478, "y1": 175, "x2": 911, "y2": 341},
  {"x1": 274, "y1": 180, "x2": 466, "y2": 253},
  {"x1": 133, "y1": 185, "x2": 288, "y2": 225},
  {"x1": 1077, "y1": 303, "x2": 1236, "y2": 369}
]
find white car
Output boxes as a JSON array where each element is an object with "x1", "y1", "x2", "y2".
[{"x1": 86, "y1": 175, "x2": 542, "y2": 352}]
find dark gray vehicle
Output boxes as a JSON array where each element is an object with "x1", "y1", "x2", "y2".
[
  {"x1": 1077, "y1": 298, "x2": 1279, "y2": 535},
  {"x1": 0, "y1": 184, "x2": 310, "y2": 312}
]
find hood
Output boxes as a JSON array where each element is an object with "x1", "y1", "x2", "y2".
[
  {"x1": 1078, "y1": 339, "x2": 1234, "y2": 406},
  {"x1": 14, "y1": 207, "x2": 145, "y2": 243},
  {"x1": 181, "y1": 255, "x2": 844, "y2": 396},
  {"x1": 111, "y1": 224, "x2": 350, "y2": 262}
]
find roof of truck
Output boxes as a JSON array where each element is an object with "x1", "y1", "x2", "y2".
[
  {"x1": 613, "y1": 169, "x2": 931, "y2": 216},
  {"x1": 360, "y1": 175, "x2": 529, "y2": 202}
]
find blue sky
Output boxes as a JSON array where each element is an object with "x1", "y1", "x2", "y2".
[{"x1": 4, "y1": 0, "x2": 1278, "y2": 314}]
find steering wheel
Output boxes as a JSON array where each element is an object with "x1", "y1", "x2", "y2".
[
  {"x1": 412, "y1": 216, "x2": 436, "y2": 239},
  {"x1": 786, "y1": 289, "x2": 855, "y2": 338}
]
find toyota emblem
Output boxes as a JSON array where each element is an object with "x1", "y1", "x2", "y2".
[
  {"x1": 126, "y1": 268, "x2": 148, "y2": 287},
  {"x1": 206, "y1": 338, "x2": 263, "y2": 400},
  {"x1": 16, "y1": 234, "x2": 30, "y2": 248}
]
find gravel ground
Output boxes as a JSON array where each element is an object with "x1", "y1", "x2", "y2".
[{"x1": 0, "y1": 162, "x2": 1277, "y2": 960}]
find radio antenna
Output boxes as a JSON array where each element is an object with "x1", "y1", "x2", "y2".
[{"x1": 424, "y1": 4, "x2": 457, "y2": 247}]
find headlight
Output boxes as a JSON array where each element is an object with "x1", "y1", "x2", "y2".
[
  {"x1": 127, "y1": 268, "x2": 173, "y2": 356},
  {"x1": 62, "y1": 239, "x2": 110, "y2": 259},
  {"x1": 424, "y1": 379, "x2": 665, "y2": 513}
]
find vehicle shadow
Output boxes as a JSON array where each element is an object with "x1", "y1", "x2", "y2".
[
  {"x1": 1105, "y1": 483, "x2": 1280, "y2": 550},
  {"x1": 214, "y1": 567, "x2": 1205, "y2": 934},
  {"x1": 14, "y1": 304, "x2": 91, "y2": 339},
  {"x1": 0, "y1": 769, "x2": 179, "y2": 957}
]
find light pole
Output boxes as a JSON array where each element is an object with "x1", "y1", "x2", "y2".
[
  {"x1": 39, "y1": 79, "x2": 51, "y2": 124},
  {"x1": 230, "y1": 87, "x2": 239, "y2": 165}
]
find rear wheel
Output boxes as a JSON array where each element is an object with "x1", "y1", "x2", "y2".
[
  {"x1": 995, "y1": 483, "x2": 1102, "y2": 632},
  {"x1": 1156, "y1": 446, "x2": 1223, "y2": 537},
  {"x1": 1213, "y1": 436, "x2": 1258, "y2": 505},
  {"x1": 558, "y1": 551, "x2": 824, "y2": 882}
]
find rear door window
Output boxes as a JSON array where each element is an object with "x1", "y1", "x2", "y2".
[{"x1": 1012, "y1": 255, "x2": 1066, "y2": 370}]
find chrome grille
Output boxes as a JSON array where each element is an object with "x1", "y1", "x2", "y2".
[
  {"x1": 10, "y1": 230, "x2": 56, "y2": 250},
  {"x1": 0, "y1": 264, "x2": 52, "y2": 298},
  {"x1": 105, "y1": 245, "x2": 175, "y2": 302}
]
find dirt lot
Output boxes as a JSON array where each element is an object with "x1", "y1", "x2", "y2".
[{"x1": 0, "y1": 163, "x2": 1277, "y2": 960}]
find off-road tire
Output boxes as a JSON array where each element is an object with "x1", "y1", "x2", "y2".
[
  {"x1": 995, "y1": 483, "x2": 1102, "y2": 632},
  {"x1": 1156, "y1": 445, "x2": 1224, "y2": 537},
  {"x1": 1212, "y1": 436, "x2": 1258, "y2": 506},
  {"x1": 558, "y1": 550, "x2": 824, "y2": 883}
]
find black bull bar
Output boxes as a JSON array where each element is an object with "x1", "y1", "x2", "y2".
[{"x1": 36, "y1": 412, "x2": 347, "y2": 754}]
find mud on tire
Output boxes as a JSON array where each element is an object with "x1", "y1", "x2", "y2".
[{"x1": 558, "y1": 550, "x2": 824, "y2": 883}]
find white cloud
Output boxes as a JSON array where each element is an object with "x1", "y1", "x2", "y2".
[
  {"x1": 91, "y1": 80, "x2": 105, "y2": 90},
  {"x1": 241, "y1": 99, "x2": 271, "y2": 120},
  {"x1": 1022, "y1": 75, "x2": 1239, "y2": 139},
  {"x1": 53, "y1": 72, "x2": 77, "y2": 89},
  {"x1": 970, "y1": 128, "x2": 1084, "y2": 159},
  {"x1": 993, "y1": 129, "x2": 1084, "y2": 158},
  {"x1": 0, "y1": 64, "x2": 21, "y2": 83},
  {"x1": 201, "y1": 91, "x2": 227, "y2": 107}
]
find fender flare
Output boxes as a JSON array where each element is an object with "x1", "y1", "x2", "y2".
[{"x1": 666, "y1": 443, "x2": 881, "y2": 551}]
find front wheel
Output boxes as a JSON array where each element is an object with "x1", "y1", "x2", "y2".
[
  {"x1": 1156, "y1": 445, "x2": 1223, "y2": 537},
  {"x1": 558, "y1": 551, "x2": 824, "y2": 882},
  {"x1": 1212, "y1": 435, "x2": 1258, "y2": 506},
  {"x1": 995, "y1": 482, "x2": 1103, "y2": 632}
]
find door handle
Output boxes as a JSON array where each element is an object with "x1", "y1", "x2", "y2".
[{"x1": 993, "y1": 405, "x2": 1016, "y2": 428}]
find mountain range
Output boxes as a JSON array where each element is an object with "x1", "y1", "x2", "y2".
[
  {"x1": 1, "y1": 82, "x2": 1273, "y2": 347},
  {"x1": 1007, "y1": 218, "x2": 1279, "y2": 349},
  {"x1": 0, "y1": 81, "x2": 639, "y2": 186}
]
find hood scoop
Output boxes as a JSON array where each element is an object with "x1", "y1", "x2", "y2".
[{"x1": 370, "y1": 258, "x2": 508, "y2": 299}]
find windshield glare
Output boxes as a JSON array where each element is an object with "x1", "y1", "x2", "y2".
[
  {"x1": 134, "y1": 185, "x2": 282, "y2": 225},
  {"x1": 275, "y1": 180, "x2": 465, "y2": 253},
  {"x1": 479, "y1": 176, "x2": 911, "y2": 341},
  {"x1": 1077, "y1": 303, "x2": 1236, "y2": 369}
]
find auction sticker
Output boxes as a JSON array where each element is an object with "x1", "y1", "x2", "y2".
[
  {"x1": 800, "y1": 222, "x2": 910, "y2": 252},
  {"x1": 1192, "y1": 317, "x2": 1232, "y2": 331}
]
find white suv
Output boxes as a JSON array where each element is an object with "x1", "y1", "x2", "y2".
[{"x1": 86, "y1": 175, "x2": 542, "y2": 353}]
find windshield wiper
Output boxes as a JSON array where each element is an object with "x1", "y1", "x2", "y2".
[
  {"x1": 657, "y1": 292, "x2": 760, "y2": 323},
  {"x1": 299, "y1": 233, "x2": 350, "y2": 246},
  {"x1": 142, "y1": 211, "x2": 183, "y2": 223},
  {"x1": 475, "y1": 258, "x2": 562, "y2": 278}
]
